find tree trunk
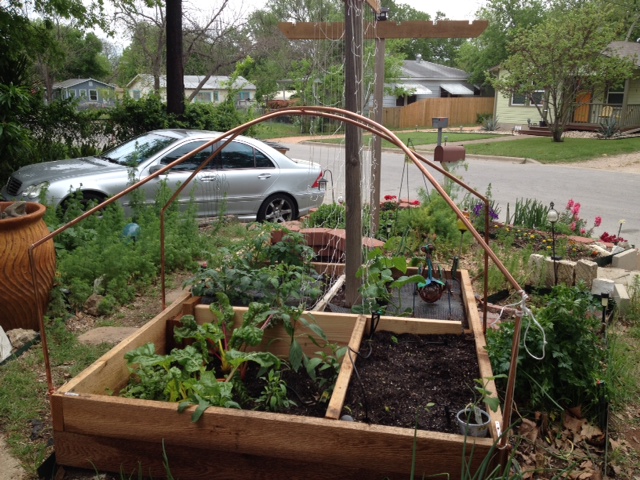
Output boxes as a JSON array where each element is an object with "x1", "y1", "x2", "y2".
[{"x1": 166, "y1": 0, "x2": 184, "y2": 116}]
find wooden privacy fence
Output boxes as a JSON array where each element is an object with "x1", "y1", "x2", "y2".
[{"x1": 382, "y1": 97, "x2": 495, "y2": 129}]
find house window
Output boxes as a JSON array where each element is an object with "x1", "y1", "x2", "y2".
[
  {"x1": 132, "y1": 90, "x2": 141, "y2": 100},
  {"x1": 67, "y1": 90, "x2": 76, "y2": 98},
  {"x1": 530, "y1": 90, "x2": 545, "y2": 106},
  {"x1": 79, "y1": 89, "x2": 87, "y2": 98},
  {"x1": 607, "y1": 87, "x2": 624, "y2": 105},
  {"x1": 195, "y1": 91, "x2": 212, "y2": 103},
  {"x1": 237, "y1": 91, "x2": 251, "y2": 101},
  {"x1": 511, "y1": 92, "x2": 526, "y2": 106},
  {"x1": 213, "y1": 91, "x2": 219, "y2": 102},
  {"x1": 89, "y1": 90, "x2": 98, "y2": 101}
]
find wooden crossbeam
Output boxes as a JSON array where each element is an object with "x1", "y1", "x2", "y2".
[
  {"x1": 364, "y1": 0, "x2": 380, "y2": 13},
  {"x1": 278, "y1": 20, "x2": 488, "y2": 40}
]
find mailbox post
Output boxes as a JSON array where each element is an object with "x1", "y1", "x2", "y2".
[{"x1": 432, "y1": 117, "x2": 465, "y2": 169}]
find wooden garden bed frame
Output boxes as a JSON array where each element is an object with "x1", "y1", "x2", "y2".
[{"x1": 51, "y1": 269, "x2": 501, "y2": 479}]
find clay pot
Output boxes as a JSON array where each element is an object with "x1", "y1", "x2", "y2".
[{"x1": 0, "y1": 202, "x2": 56, "y2": 332}]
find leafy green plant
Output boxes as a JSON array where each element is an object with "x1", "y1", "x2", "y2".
[
  {"x1": 487, "y1": 284, "x2": 606, "y2": 416},
  {"x1": 505, "y1": 197, "x2": 549, "y2": 230},
  {"x1": 304, "y1": 203, "x2": 346, "y2": 229},
  {"x1": 598, "y1": 115, "x2": 619, "y2": 139},
  {"x1": 256, "y1": 370, "x2": 297, "y2": 412},
  {"x1": 353, "y1": 248, "x2": 424, "y2": 315},
  {"x1": 481, "y1": 115, "x2": 500, "y2": 131}
]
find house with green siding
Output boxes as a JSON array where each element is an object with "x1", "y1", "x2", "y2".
[{"x1": 492, "y1": 41, "x2": 640, "y2": 132}]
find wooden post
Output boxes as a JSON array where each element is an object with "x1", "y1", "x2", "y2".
[
  {"x1": 344, "y1": 0, "x2": 364, "y2": 306},
  {"x1": 371, "y1": 36, "x2": 385, "y2": 234}
]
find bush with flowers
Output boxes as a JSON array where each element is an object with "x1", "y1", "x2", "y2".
[
  {"x1": 553, "y1": 199, "x2": 602, "y2": 238},
  {"x1": 380, "y1": 195, "x2": 421, "y2": 212}
]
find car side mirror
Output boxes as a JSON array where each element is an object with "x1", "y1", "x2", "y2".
[{"x1": 148, "y1": 165, "x2": 163, "y2": 175}]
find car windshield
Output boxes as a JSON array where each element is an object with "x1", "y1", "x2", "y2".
[{"x1": 103, "y1": 133, "x2": 177, "y2": 166}]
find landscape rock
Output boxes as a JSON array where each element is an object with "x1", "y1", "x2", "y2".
[
  {"x1": 612, "y1": 248, "x2": 640, "y2": 271},
  {"x1": 0, "y1": 327, "x2": 11, "y2": 362},
  {"x1": 6, "y1": 328, "x2": 38, "y2": 351},
  {"x1": 612, "y1": 284, "x2": 630, "y2": 314},
  {"x1": 84, "y1": 293, "x2": 106, "y2": 316},
  {"x1": 574, "y1": 259, "x2": 598, "y2": 289},
  {"x1": 78, "y1": 327, "x2": 139, "y2": 346},
  {"x1": 591, "y1": 278, "x2": 615, "y2": 296}
]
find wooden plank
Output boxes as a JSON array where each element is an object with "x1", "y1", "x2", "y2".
[
  {"x1": 57, "y1": 291, "x2": 191, "y2": 396},
  {"x1": 54, "y1": 430, "x2": 435, "y2": 480},
  {"x1": 376, "y1": 317, "x2": 464, "y2": 335},
  {"x1": 461, "y1": 270, "x2": 503, "y2": 440},
  {"x1": 326, "y1": 314, "x2": 367, "y2": 419},
  {"x1": 194, "y1": 306, "x2": 357, "y2": 357},
  {"x1": 278, "y1": 20, "x2": 488, "y2": 40},
  {"x1": 313, "y1": 274, "x2": 346, "y2": 312},
  {"x1": 56, "y1": 394, "x2": 493, "y2": 479}
]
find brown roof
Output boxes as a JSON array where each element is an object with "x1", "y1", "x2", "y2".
[{"x1": 604, "y1": 41, "x2": 640, "y2": 67}]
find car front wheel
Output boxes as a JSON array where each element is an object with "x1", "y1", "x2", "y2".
[{"x1": 257, "y1": 194, "x2": 296, "y2": 223}]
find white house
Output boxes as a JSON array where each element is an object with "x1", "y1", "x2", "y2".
[{"x1": 126, "y1": 74, "x2": 257, "y2": 106}]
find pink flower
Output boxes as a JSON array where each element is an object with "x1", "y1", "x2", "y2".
[
  {"x1": 572, "y1": 203, "x2": 581, "y2": 216},
  {"x1": 570, "y1": 221, "x2": 577, "y2": 231},
  {"x1": 594, "y1": 216, "x2": 602, "y2": 227},
  {"x1": 566, "y1": 199, "x2": 574, "y2": 209},
  {"x1": 581, "y1": 228, "x2": 586, "y2": 235}
]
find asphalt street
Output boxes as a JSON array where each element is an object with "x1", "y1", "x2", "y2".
[{"x1": 283, "y1": 142, "x2": 640, "y2": 248}]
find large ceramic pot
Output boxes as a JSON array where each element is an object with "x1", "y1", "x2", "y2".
[{"x1": 0, "y1": 202, "x2": 56, "y2": 332}]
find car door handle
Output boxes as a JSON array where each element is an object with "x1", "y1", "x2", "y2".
[
  {"x1": 258, "y1": 173, "x2": 272, "y2": 180},
  {"x1": 200, "y1": 175, "x2": 217, "y2": 182}
]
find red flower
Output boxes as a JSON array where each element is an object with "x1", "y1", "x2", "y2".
[
  {"x1": 566, "y1": 199, "x2": 574, "y2": 209},
  {"x1": 594, "y1": 216, "x2": 602, "y2": 227},
  {"x1": 384, "y1": 195, "x2": 397, "y2": 201},
  {"x1": 410, "y1": 200, "x2": 420, "y2": 206}
]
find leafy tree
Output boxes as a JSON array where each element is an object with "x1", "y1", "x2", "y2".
[
  {"x1": 492, "y1": 2, "x2": 635, "y2": 142},
  {"x1": 456, "y1": 0, "x2": 549, "y2": 86}
]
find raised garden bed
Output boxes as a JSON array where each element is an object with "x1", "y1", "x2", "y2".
[{"x1": 51, "y1": 268, "x2": 501, "y2": 479}]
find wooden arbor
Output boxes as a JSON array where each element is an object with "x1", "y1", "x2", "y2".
[{"x1": 278, "y1": 4, "x2": 488, "y2": 305}]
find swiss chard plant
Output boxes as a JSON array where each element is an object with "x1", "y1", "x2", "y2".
[{"x1": 121, "y1": 294, "x2": 344, "y2": 421}]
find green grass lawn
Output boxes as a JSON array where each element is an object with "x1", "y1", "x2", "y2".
[
  {"x1": 463, "y1": 137, "x2": 640, "y2": 163},
  {"x1": 308, "y1": 131, "x2": 500, "y2": 146}
]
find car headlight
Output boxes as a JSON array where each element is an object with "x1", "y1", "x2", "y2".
[{"x1": 22, "y1": 182, "x2": 50, "y2": 199}]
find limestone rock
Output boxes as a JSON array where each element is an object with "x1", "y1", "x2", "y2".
[
  {"x1": 6, "y1": 328, "x2": 38, "y2": 351},
  {"x1": 84, "y1": 293, "x2": 106, "y2": 316}
]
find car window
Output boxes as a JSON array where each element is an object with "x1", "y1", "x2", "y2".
[
  {"x1": 159, "y1": 141, "x2": 214, "y2": 171},
  {"x1": 255, "y1": 148, "x2": 275, "y2": 168},
  {"x1": 220, "y1": 142, "x2": 274, "y2": 169},
  {"x1": 104, "y1": 133, "x2": 177, "y2": 166}
]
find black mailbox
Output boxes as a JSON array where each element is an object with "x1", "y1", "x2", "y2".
[{"x1": 434, "y1": 145, "x2": 466, "y2": 163}]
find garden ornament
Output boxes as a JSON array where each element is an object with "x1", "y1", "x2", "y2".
[{"x1": 417, "y1": 244, "x2": 447, "y2": 303}]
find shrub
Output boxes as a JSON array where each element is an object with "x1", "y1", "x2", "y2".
[{"x1": 487, "y1": 284, "x2": 606, "y2": 417}]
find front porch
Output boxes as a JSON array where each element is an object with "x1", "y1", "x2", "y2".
[{"x1": 569, "y1": 102, "x2": 640, "y2": 132}]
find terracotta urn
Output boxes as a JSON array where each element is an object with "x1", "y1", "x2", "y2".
[{"x1": 0, "y1": 202, "x2": 56, "y2": 332}]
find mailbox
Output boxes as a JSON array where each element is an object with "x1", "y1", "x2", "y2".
[
  {"x1": 434, "y1": 145, "x2": 466, "y2": 163},
  {"x1": 432, "y1": 117, "x2": 449, "y2": 129}
]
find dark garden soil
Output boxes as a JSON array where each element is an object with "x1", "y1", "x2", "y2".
[{"x1": 341, "y1": 331, "x2": 480, "y2": 434}]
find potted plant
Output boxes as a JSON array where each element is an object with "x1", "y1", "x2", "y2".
[{"x1": 456, "y1": 376, "x2": 504, "y2": 438}]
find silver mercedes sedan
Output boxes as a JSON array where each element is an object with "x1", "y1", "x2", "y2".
[{"x1": 1, "y1": 129, "x2": 325, "y2": 222}]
